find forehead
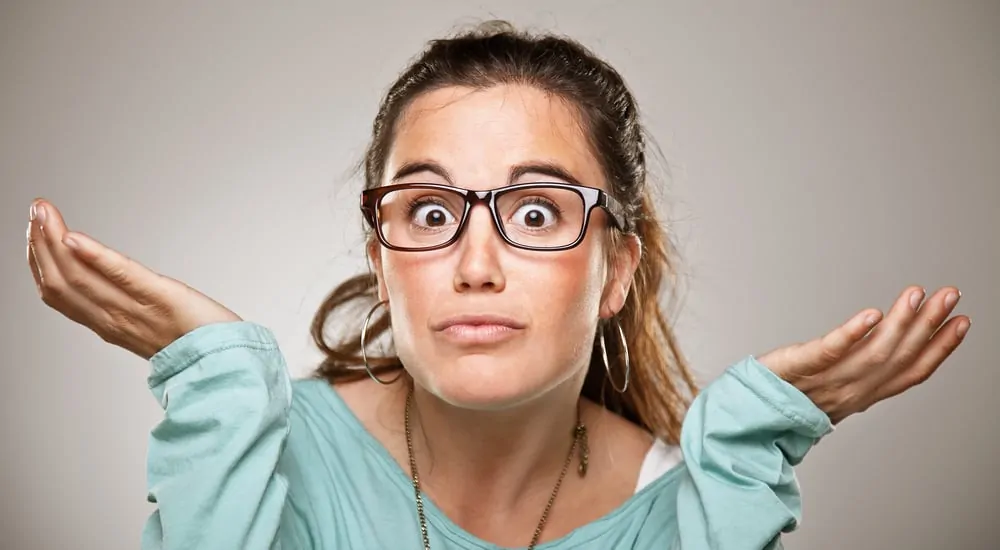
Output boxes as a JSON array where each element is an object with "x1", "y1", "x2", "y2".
[{"x1": 386, "y1": 84, "x2": 605, "y2": 188}]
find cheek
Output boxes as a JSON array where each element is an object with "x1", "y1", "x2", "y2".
[
  {"x1": 380, "y1": 254, "x2": 437, "y2": 336},
  {"x1": 531, "y1": 245, "x2": 607, "y2": 333}
]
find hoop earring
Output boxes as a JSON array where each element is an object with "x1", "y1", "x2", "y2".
[
  {"x1": 361, "y1": 299, "x2": 402, "y2": 385},
  {"x1": 598, "y1": 317, "x2": 630, "y2": 393}
]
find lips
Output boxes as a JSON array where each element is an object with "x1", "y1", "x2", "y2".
[
  {"x1": 431, "y1": 314, "x2": 526, "y2": 331},
  {"x1": 431, "y1": 314, "x2": 526, "y2": 345}
]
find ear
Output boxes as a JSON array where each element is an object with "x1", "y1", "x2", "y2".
[
  {"x1": 600, "y1": 234, "x2": 642, "y2": 319},
  {"x1": 367, "y1": 239, "x2": 390, "y2": 302}
]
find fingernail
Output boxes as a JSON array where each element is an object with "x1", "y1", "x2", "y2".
[
  {"x1": 36, "y1": 203, "x2": 47, "y2": 224},
  {"x1": 945, "y1": 291, "x2": 960, "y2": 310},
  {"x1": 957, "y1": 319, "x2": 970, "y2": 338},
  {"x1": 909, "y1": 289, "x2": 924, "y2": 310},
  {"x1": 63, "y1": 235, "x2": 79, "y2": 250},
  {"x1": 29, "y1": 203, "x2": 36, "y2": 221}
]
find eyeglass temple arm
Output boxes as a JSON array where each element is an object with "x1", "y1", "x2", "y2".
[{"x1": 599, "y1": 193, "x2": 632, "y2": 232}]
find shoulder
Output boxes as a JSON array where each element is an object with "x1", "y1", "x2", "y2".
[
  {"x1": 280, "y1": 376, "x2": 397, "y2": 478},
  {"x1": 287, "y1": 374, "x2": 407, "y2": 455},
  {"x1": 582, "y1": 399, "x2": 685, "y2": 491},
  {"x1": 283, "y1": 375, "x2": 367, "y2": 450},
  {"x1": 581, "y1": 398, "x2": 658, "y2": 466}
]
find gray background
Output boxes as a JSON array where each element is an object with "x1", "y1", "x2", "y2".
[{"x1": 2, "y1": 1, "x2": 997, "y2": 549}]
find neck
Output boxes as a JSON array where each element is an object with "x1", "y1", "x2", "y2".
[{"x1": 404, "y1": 376, "x2": 586, "y2": 516}]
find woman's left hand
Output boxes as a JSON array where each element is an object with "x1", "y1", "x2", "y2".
[{"x1": 756, "y1": 285, "x2": 971, "y2": 425}]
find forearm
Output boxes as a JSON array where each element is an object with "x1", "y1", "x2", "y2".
[
  {"x1": 141, "y1": 321, "x2": 293, "y2": 550},
  {"x1": 673, "y1": 355, "x2": 832, "y2": 549}
]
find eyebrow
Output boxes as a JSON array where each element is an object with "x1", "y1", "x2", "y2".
[
  {"x1": 389, "y1": 159, "x2": 584, "y2": 187},
  {"x1": 509, "y1": 161, "x2": 583, "y2": 186},
  {"x1": 391, "y1": 160, "x2": 454, "y2": 184}
]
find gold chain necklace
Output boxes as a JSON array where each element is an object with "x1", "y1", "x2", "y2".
[{"x1": 404, "y1": 386, "x2": 589, "y2": 550}]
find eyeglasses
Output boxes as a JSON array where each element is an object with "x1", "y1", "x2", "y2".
[{"x1": 361, "y1": 182, "x2": 630, "y2": 252}]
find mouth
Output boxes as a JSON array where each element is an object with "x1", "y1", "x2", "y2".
[{"x1": 432, "y1": 314, "x2": 526, "y2": 345}]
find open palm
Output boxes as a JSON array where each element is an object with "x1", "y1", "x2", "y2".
[
  {"x1": 757, "y1": 286, "x2": 970, "y2": 425},
  {"x1": 26, "y1": 199, "x2": 242, "y2": 360}
]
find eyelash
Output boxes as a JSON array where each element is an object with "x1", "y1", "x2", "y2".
[
  {"x1": 405, "y1": 196, "x2": 451, "y2": 216},
  {"x1": 510, "y1": 197, "x2": 563, "y2": 220}
]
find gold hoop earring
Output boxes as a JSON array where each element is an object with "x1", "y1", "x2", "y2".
[
  {"x1": 361, "y1": 299, "x2": 402, "y2": 386},
  {"x1": 598, "y1": 317, "x2": 630, "y2": 393}
]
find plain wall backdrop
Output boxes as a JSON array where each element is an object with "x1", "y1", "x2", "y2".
[{"x1": 2, "y1": 1, "x2": 997, "y2": 549}]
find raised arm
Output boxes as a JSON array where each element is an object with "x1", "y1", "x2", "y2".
[
  {"x1": 672, "y1": 286, "x2": 968, "y2": 549},
  {"x1": 26, "y1": 200, "x2": 311, "y2": 548},
  {"x1": 673, "y1": 355, "x2": 831, "y2": 550},
  {"x1": 141, "y1": 321, "x2": 301, "y2": 549}
]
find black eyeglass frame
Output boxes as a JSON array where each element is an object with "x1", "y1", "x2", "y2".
[{"x1": 360, "y1": 181, "x2": 632, "y2": 252}]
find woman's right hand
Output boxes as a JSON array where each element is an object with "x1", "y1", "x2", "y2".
[{"x1": 26, "y1": 199, "x2": 243, "y2": 360}]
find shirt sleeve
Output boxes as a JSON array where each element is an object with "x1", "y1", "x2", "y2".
[
  {"x1": 673, "y1": 355, "x2": 834, "y2": 550},
  {"x1": 139, "y1": 321, "x2": 309, "y2": 550}
]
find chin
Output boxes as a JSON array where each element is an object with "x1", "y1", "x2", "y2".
[{"x1": 418, "y1": 353, "x2": 552, "y2": 410}]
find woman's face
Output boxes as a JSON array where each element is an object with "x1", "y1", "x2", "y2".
[{"x1": 371, "y1": 84, "x2": 638, "y2": 409}]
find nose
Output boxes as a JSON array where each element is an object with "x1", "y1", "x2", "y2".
[{"x1": 453, "y1": 204, "x2": 506, "y2": 293}]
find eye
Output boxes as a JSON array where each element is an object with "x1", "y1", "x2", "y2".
[
  {"x1": 410, "y1": 200, "x2": 457, "y2": 228},
  {"x1": 510, "y1": 199, "x2": 559, "y2": 229}
]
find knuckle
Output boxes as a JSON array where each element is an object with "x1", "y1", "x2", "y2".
[
  {"x1": 911, "y1": 370, "x2": 933, "y2": 387},
  {"x1": 814, "y1": 387, "x2": 842, "y2": 411},
  {"x1": 868, "y1": 347, "x2": 892, "y2": 365},
  {"x1": 819, "y1": 344, "x2": 843, "y2": 364},
  {"x1": 96, "y1": 327, "x2": 116, "y2": 345},
  {"x1": 893, "y1": 346, "x2": 917, "y2": 366},
  {"x1": 39, "y1": 290, "x2": 58, "y2": 307},
  {"x1": 105, "y1": 263, "x2": 129, "y2": 284},
  {"x1": 104, "y1": 308, "x2": 126, "y2": 330},
  {"x1": 100, "y1": 308, "x2": 132, "y2": 342},
  {"x1": 63, "y1": 270, "x2": 88, "y2": 290},
  {"x1": 838, "y1": 386, "x2": 862, "y2": 408},
  {"x1": 922, "y1": 315, "x2": 940, "y2": 331},
  {"x1": 40, "y1": 279, "x2": 67, "y2": 301},
  {"x1": 904, "y1": 367, "x2": 934, "y2": 387}
]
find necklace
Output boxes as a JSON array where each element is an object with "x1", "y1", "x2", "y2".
[{"x1": 404, "y1": 385, "x2": 589, "y2": 550}]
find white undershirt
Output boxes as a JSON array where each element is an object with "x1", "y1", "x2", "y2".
[{"x1": 634, "y1": 439, "x2": 683, "y2": 494}]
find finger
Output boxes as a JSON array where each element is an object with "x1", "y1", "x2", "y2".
[
  {"x1": 892, "y1": 286, "x2": 961, "y2": 366},
  {"x1": 43, "y1": 210, "x2": 158, "y2": 314},
  {"x1": 62, "y1": 230, "x2": 165, "y2": 304},
  {"x1": 60, "y1": 235, "x2": 140, "y2": 311},
  {"x1": 26, "y1": 221, "x2": 42, "y2": 296},
  {"x1": 807, "y1": 307, "x2": 884, "y2": 366},
  {"x1": 861, "y1": 285, "x2": 926, "y2": 360},
  {"x1": 29, "y1": 201, "x2": 127, "y2": 327},
  {"x1": 27, "y1": 201, "x2": 61, "y2": 295},
  {"x1": 31, "y1": 224, "x2": 101, "y2": 328},
  {"x1": 874, "y1": 315, "x2": 970, "y2": 402},
  {"x1": 37, "y1": 202, "x2": 152, "y2": 305},
  {"x1": 34, "y1": 199, "x2": 81, "y2": 283}
]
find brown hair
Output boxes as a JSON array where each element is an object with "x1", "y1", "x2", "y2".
[{"x1": 309, "y1": 20, "x2": 699, "y2": 444}]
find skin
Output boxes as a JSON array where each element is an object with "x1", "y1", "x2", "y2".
[
  {"x1": 349, "y1": 84, "x2": 650, "y2": 541},
  {"x1": 27, "y1": 84, "x2": 970, "y2": 547},
  {"x1": 371, "y1": 84, "x2": 640, "y2": 408}
]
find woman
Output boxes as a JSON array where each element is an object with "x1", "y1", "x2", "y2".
[{"x1": 26, "y1": 21, "x2": 969, "y2": 550}]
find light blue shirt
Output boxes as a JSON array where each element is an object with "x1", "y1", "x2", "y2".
[{"x1": 140, "y1": 321, "x2": 833, "y2": 549}]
